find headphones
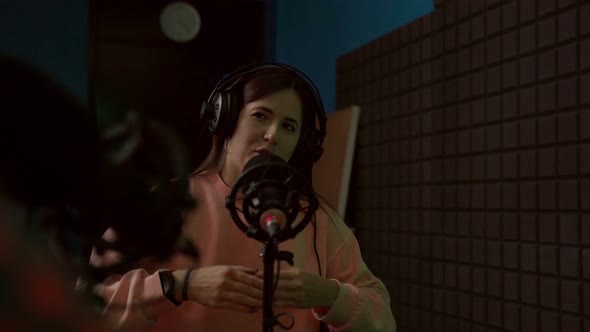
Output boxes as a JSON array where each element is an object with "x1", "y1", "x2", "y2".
[{"x1": 199, "y1": 62, "x2": 327, "y2": 164}]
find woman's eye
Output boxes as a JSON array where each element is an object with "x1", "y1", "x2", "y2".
[
  {"x1": 283, "y1": 123, "x2": 296, "y2": 132},
  {"x1": 252, "y1": 112, "x2": 267, "y2": 120}
]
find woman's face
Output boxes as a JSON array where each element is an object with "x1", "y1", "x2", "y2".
[{"x1": 224, "y1": 88, "x2": 303, "y2": 179}]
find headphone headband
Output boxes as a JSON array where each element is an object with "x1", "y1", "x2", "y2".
[{"x1": 207, "y1": 63, "x2": 324, "y2": 115}]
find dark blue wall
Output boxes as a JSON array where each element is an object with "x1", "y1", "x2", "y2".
[
  {"x1": 274, "y1": 0, "x2": 434, "y2": 113},
  {"x1": 0, "y1": 0, "x2": 88, "y2": 104}
]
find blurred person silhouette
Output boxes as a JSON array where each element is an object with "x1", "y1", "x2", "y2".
[
  {"x1": 0, "y1": 54, "x2": 108, "y2": 331},
  {"x1": 0, "y1": 54, "x2": 197, "y2": 330}
]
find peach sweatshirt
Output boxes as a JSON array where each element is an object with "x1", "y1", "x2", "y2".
[{"x1": 90, "y1": 172, "x2": 395, "y2": 331}]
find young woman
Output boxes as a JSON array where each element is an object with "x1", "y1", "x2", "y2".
[{"x1": 90, "y1": 63, "x2": 396, "y2": 331}]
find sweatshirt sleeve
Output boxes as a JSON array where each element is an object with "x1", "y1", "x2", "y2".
[
  {"x1": 87, "y1": 228, "x2": 177, "y2": 331},
  {"x1": 311, "y1": 207, "x2": 397, "y2": 332}
]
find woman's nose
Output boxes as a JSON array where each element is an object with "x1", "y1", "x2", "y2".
[{"x1": 264, "y1": 125, "x2": 279, "y2": 144}]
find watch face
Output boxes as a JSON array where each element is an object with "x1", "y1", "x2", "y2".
[
  {"x1": 159, "y1": 270, "x2": 181, "y2": 305},
  {"x1": 159, "y1": 2, "x2": 201, "y2": 43}
]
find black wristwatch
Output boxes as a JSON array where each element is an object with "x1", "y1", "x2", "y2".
[{"x1": 159, "y1": 270, "x2": 182, "y2": 306}]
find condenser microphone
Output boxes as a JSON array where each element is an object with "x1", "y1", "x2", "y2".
[{"x1": 225, "y1": 152, "x2": 319, "y2": 244}]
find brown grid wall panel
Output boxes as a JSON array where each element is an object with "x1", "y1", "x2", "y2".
[{"x1": 337, "y1": 0, "x2": 590, "y2": 331}]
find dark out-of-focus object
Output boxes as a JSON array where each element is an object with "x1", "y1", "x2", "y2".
[
  {"x1": 0, "y1": 56, "x2": 100, "y2": 206},
  {"x1": 159, "y1": 1, "x2": 201, "y2": 42},
  {"x1": 100, "y1": 109, "x2": 192, "y2": 188}
]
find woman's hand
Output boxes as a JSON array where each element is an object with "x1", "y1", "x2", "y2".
[
  {"x1": 256, "y1": 267, "x2": 339, "y2": 309},
  {"x1": 174, "y1": 265, "x2": 263, "y2": 313}
]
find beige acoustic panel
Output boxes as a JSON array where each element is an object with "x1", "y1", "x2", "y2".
[{"x1": 312, "y1": 105, "x2": 361, "y2": 219}]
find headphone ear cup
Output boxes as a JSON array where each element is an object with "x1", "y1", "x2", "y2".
[
  {"x1": 212, "y1": 92, "x2": 228, "y2": 136},
  {"x1": 203, "y1": 92, "x2": 229, "y2": 137},
  {"x1": 200, "y1": 92, "x2": 225, "y2": 135},
  {"x1": 307, "y1": 130, "x2": 324, "y2": 163},
  {"x1": 201, "y1": 90, "x2": 242, "y2": 138},
  {"x1": 292, "y1": 128, "x2": 323, "y2": 164},
  {"x1": 213, "y1": 91, "x2": 241, "y2": 138}
]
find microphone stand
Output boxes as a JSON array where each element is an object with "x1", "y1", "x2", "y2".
[
  {"x1": 260, "y1": 237, "x2": 294, "y2": 332},
  {"x1": 262, "y1": 239, "x2": 278, "y2": 332}
]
